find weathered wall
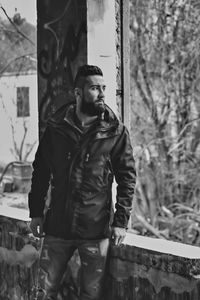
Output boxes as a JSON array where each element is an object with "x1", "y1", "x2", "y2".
[
  {"x1": 0, "y1": 216, "x2": 39, "y2": 299},
  {"x1": 1, "y1": 213, "x2": 200, "y2": 300},
  {"x1": 106, "y1": 243, "x2": 200, "y2": 299},
  {"x1": 37, "y1": 0, "x2": 87, "y2": 133},
  {"x1": 0, "y1": 214, "x2": 82, "y2": 299}
]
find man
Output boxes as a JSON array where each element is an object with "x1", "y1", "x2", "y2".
[{"x1": 29, "y1": 65, "x2": 136, "y2": 300}]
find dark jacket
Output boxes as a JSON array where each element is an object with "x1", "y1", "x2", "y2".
[{"x1": 28, "y1": 103, "x2": 136, "y2": 239}]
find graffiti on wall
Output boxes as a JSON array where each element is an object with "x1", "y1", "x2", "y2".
[{"x1": 38, "y1": 0, "x2": 87, "y2": 129}]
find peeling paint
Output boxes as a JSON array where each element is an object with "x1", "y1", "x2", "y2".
[
  {"x1": 0, "y1": 244, "x2": 39, "y2": 267},
  {"x1": 110, "y1": 259, "x2": 198, "y2": 295},
  {"x1": 88, "y1": 0, "x2": 108, "y2": 23}
]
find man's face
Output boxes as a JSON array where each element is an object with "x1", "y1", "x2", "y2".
[{"x1": 80, "y1": 75, "x2": 106, "y2": 116}]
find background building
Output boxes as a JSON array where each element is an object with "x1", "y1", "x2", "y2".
[{"x1": 0, "y1": 71, "x2": 38, "y2": 165}]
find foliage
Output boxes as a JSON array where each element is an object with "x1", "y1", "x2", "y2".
[
  {"x1": 130, "y1": 0, "x2": 200, "y2": 245},
  {"x1": 0, "y1": 12, "x2": 36, "y2": 74}
]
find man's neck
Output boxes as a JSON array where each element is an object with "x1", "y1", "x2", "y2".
[{"x1": 75, "y1": 105, "x2": 98, "y2": 127}]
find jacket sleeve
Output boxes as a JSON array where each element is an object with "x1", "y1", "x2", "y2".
[
  {"x1": 28, "y1": 128, "x2": 51, "y2": 218},
  {"x1": 111, "y1": 125, "x2": 136, "y2": 228}
]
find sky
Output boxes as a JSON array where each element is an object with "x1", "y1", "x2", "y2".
[{"x1": 0, "y1": 0, "x2": 36, "y2": 25}]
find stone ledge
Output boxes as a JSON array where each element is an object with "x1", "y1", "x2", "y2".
[
  {"x1": 115, "y1": 233, "x2": 200, "y2": 278},
  {"x1": 106, "y1": 234, "x2": 200, "y2": 299},
  {"x1": 0, "y1": 215, "x2": 39, "y2": 299},
  {"x1": 1, "y1": 211, "x2": 200, "y2": 299},
  {"x1": 0, "y1": 191, "x2": 29, "y2": 221},
  {"x1": 0, "y1": 205, "x2": 29, "y2": 221},
  {"x1": 123, "y1": 233, "x2": 200, "y2": 259}
]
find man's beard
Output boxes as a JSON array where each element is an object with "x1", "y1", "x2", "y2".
[{"x1": 81, "y1": 98, "x2": 106, "y2": 116}]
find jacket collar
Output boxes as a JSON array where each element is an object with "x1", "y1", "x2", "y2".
[{"x1": 48, "y1": 102, "x2": 120, "y2": 139}]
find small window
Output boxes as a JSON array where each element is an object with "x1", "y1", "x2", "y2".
[{"x1": 17, "y1": 87, "x2": 30, "y2": 117}]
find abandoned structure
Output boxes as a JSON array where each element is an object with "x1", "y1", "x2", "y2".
[{"x1": 0, "y1": 1, "x2": 200, "y2": 299}]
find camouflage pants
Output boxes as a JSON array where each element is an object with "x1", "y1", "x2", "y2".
[{"x1": 35, "y1": 236, "x2": 109, "y2": 300}]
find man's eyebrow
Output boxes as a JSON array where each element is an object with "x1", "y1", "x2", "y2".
[{"x1": 89, "y1": 84, "x2": 106, "y2": 88}]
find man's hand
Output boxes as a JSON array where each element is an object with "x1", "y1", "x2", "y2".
[
  {"x1": 111, "y1": 227, "x2": 126, "y2": 246},
  {"x1": 30, "y1": 217, "x2": 44, "y2": 238}
]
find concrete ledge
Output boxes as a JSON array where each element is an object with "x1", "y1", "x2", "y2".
[
  {"x1": 0, "y1": 214, "x2": 39, "y2": 299},
  {"x1": 0, "y1": 192, "x2": 29, "y2": 221},
  {"x1": 1, "y1": 209, "x2": 200, "y2": 299},
  {"x1": 0, "y1": 205, "x2": 30, "y2": 221},
  {"x1": 123, "y1": 233, "x2": 200, "y2": 259},
  {"x1": 0, "y1": 244, "x2": 39, "y2": 267},
  {"x1": 106, "y1": 233, "x2": 200, "y2": 299}
]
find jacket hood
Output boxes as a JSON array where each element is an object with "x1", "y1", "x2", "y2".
[{"x1": 48, "y1": 102, "x2": 119, "y2": 133}]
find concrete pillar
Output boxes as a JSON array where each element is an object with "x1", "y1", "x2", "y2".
[
  {"x1": 37, "y1": 0, "x2": 118, "y2": 134},
  {"x1": 87, "y1": 0, "x2": 117, "y2": 113},
  {"x1": 37, "y1": 0, "x2": 87, "y2": 133}
]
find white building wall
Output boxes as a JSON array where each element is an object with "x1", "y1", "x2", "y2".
[
  {"x1": 87, "y1": 0, "x2": 117, "y2": 204},
  {"x1": 0, "y1": 71, "x2": 38, "y2": 165},
  {"x1": 87, "y1": 0, "x2": 117, "y2": 114}
]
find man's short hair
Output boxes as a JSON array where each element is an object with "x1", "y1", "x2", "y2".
[{"x1": 74, "y1": 65, "x2": 103, "y2": 88}]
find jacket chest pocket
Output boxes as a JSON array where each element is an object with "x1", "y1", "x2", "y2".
[
  {"x1": 83, "y1": 154, "x2": 112, "y2": 187},
  {"x1": 85, "y1": 158, "x2": 105, "y2": 177}
]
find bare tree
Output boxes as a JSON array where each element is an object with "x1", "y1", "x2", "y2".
[
  {"x1": 130, "y1": 0, "x2": 200, "y2": 244},
  {"x1": 0, "y1": 90, "x2": 37, "y2": 162}
]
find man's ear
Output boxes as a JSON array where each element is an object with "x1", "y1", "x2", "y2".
[{"x1": 74, "y1": 87, "x2": 82, "y2": 98}]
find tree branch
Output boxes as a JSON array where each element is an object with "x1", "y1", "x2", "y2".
[
  {"x1": 0, "y1": 52, "x2": 36, "y2": 76},
  {"x1": 0, "y1": 5, "x2": 35, "y2": 46}
]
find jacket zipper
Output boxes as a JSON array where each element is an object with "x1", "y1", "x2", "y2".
[
  {"x1": 64, "y1": 126, "x2": 116, "y2": 233},
  {"x1": 65, "y1": 132, "x2": 96, "y2": 232},
  {"x1": 52, "y1": 122, "x2": 118, "y2": 234}
]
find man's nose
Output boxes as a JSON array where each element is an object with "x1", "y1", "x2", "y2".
[{"x1": 99, "y1": 87, "x2": 105, "y2": 97}]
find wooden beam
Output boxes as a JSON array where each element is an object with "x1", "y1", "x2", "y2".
[{"x1": 121, "y1": 0, "x2": 130, "y2": 129}]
